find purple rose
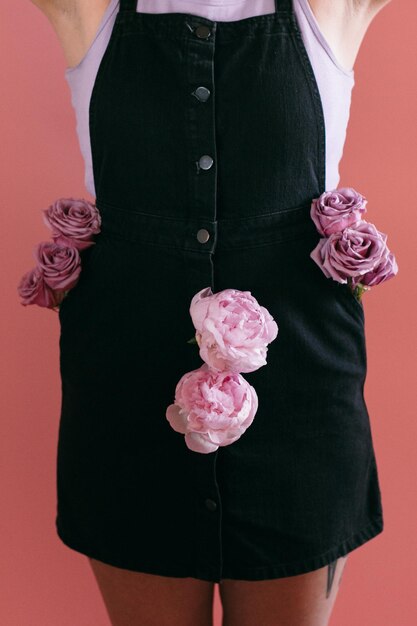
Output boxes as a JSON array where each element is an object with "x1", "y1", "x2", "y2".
[
  {"x1": 353, "y1": 249, "x2": 398, "y2": 288},
  {"x1": 34, "y1": 240, "x2": 81, "y2": 290},
  {"x1": 311, "y1": 187, "x2": 367, "y2": 237},
  {"x1": 17, "y1": 266, "x2": 65, "y2": 308},
  {"x1": 42, "y1": 197, "x2": 101, "y2": 251},
  {"x1": 310, "y1": 220, "x2": 390, "y2": 284}
]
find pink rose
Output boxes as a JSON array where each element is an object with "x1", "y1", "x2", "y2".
[
  {"x1": 42, "y1": 197, "x2": 101, "y2": 251},
  {"x1": 311, "y1": 187, "x2": 367, "y2": 237},
  {"x1": 310, "y1": 221, "x2": 390, "y2": 284},
  {"x1": 34, "y1": 240, "x2": 81, "y2": 290},
  {"x1": 353, "y1": 249, "x2": 398, "y2": 288},
  {"x1": 189, "y1": 287, "x2": 278, "y2": 374},
  {"x1": 166, "y1": 363, "x2": 258, "y2": 453},
  {"x1": 17, "y1": 266, "x2": 65, "y2": 308}
]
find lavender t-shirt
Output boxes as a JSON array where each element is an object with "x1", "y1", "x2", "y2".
[{"x1": 65, "y1": 0, "x2": 355, "y2": 197}]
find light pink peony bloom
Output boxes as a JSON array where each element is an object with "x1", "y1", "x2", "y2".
[
  {"x1": 189, "y1": 287, "x2": 278, "y2": 374},
  {"x1": 352, "y1": 249, "x2": 398, "y2": 288},
  {"x1": 166, "y1": 363, "x2": 259, "y2": 453},
  {"x1": 311, "y1": 187, "x2": 367, "y2": 237},
  {"x1": 33, "y1": 240, "x2": 82, "y2": 291},
  {"x1": 310, "y1": 220, "x2": 392, "y2": 284},
  {"x1": 42, "y1": 197, "x2": 101, "y2": 251},
  {"x1": 17, "y1": 266, "x2": 65, "y2": 308}
]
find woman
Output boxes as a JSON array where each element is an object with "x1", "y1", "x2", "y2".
[{"x1": 29, "y1": 1, "x2": 392, "y2": 624}]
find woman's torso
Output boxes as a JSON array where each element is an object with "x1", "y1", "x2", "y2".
[{"x1": 64, "y1": 0, "x2": 355, "y2": 197}]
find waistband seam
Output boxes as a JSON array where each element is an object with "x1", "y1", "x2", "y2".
[{"x1": 95, "y1": 199, "x2": 314, "y2": 222}]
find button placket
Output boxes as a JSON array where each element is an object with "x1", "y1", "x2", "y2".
[
  {"x1": 184, "y1": 21, "x2": 222, "y2": 581},
  {"x1": 186, "y1": 22, "x2": 217, "y2": 247}
]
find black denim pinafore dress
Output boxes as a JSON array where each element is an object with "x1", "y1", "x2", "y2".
[{"x1": 56, "y1": 0, "x2": 384, "y2": 582}]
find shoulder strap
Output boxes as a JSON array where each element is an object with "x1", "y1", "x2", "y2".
[
  {"x1": 275, "y1": 0, "x2": 293, "y2": 13},
  {"x1": 119, "y1": 0, "x2": 137, "y2": 12}
]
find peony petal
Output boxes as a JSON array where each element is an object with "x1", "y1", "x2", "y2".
[
  {"x1": 166, "y1": 404, "x2": 188, "y2": 434},
  {"x1": 185, "y1": 432, "x2": 219, "y2": 454}
]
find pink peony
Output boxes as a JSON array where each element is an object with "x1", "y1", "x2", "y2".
[
  {"x1": 42, "y1": 197, "x2": 101, "y2": 251},
  {"x1": 310, "y1": 220, "x2": 391, "y2": 284},
  {"x1": 189, "y1": 287, "x2": 278, "y2": 374},
  {"x1": 352, "y1": 249, "x2": 398, "y2": 288},
  {"x1": 17, "y1": 266, "x2": 65, "y2": 308},
  {"x1": 311, "y1": 187, "x2": 367, "y2": 237},
  {"x1": 166, "y1": 363, "x2": 258, "y2": 453},
  {"x1": 33, "y1": 240, "x2": 81, "y2": 291}
]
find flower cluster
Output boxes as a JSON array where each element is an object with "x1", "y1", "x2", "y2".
[
  {"x1": 165, "y1": 287, "x2": 279, "y2": 454},
  {"x1": 310, "y1": 187, "x2": 398, "y2": 301},
  {"x1": 17, "y1": 198, "x2": 101, "y2": 310}
]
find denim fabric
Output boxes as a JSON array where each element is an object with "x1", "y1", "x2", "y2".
[{"x1": 56, "y1": 0, "x2": 383, "y2": 582}]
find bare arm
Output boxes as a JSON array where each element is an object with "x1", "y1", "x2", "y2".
[
  {"x1": 29, "y1": 0, "x2": 111, "y2": 69},
  {"x1": 307, "y1": 0, "x2": 394, "y2": 72}
]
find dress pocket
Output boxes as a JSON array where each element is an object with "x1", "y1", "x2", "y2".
[
  {"x1": 58, "y1": 233, "x2": 107, "y2": 321},
  {"x1": 79, "y1": 232, "x2": 108, "y2": 272},
  {"x1": 331, "y1": 278, "x2": 365, "y2": 321}
]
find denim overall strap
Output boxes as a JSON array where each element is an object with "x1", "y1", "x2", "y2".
[
  {"x1": 119, "y1": 0, "x2": 137, "y2": 12},
  {"x1": 275, "y1": 0, "x2": 293, "y2": 12}
]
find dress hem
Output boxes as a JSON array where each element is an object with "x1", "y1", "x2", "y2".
[{"x1": 55, "y1": 515, "x2": 384, "y2": 583}]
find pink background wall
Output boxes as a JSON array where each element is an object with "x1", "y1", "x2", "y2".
[{"x1": 1, "y1": 1, "x2": 416, "y2": 624}]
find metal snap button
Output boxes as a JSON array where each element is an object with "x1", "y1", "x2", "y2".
[
  {"x1": 198, "y1": 155, "x2": 214, "y2": 170},
  {"x1": 193, "y1": 86, "x2": 211, "y2": 102},
  {"x1": 195, "y1": 24, "x2": 212, "y2": 39},
  {"x1": 197, "y1": 228, "x2": 210, "y2": 243},
  {"x1": 205, "y1": 498, "x2": 217, "y2": 511}
]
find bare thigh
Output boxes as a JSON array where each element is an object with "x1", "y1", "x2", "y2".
[
  {"x1": 219, "y1": 556, "x2": 348, "y2": 626},
  {"x1": 88, "y1": 557, "x2": 215, "y2": 626}
]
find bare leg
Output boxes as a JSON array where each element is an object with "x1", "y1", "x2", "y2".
[
  {"x1": 88, "y1": 557, "x2": 215, "y2": 626},
  {"x1": 219, "y1": 555, "x2": 348, "y2": 626}
]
